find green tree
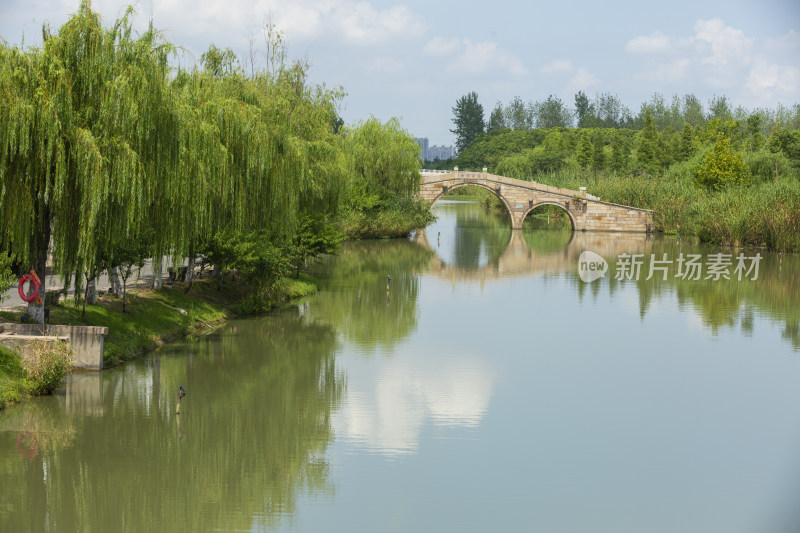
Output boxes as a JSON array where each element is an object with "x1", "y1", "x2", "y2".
[
  {"x1": 594, "y1": 92, "x2": 631, "y2": 128},
  {"x1": 347, "y1": 117, "x2": 421, "y2": 199},
  {"x1": 0, "y1": 253, "x2": 15, "y2": 306},
  {"x1": 708, "y1": 95, "x2": 733, "y2": 121},
  {"x1": 636, "y1": 109, "x2": 660, "y2": 174},
  {"x1": 609, "y1": 130, "x2": 628, "y2": 171},
  {"x1": 504, "y1": 96, "x2": 533, "y2": 130},
  {"x1": 287, "y1": 214, "x2": 345, "y2": 279},
  {"x1": 576, "y1": 131, "x2": 592, "y2": 169},
  {"x1": 487, "y1": 101, "x2": 507, "y2": 132},
  {"x1": 574, "y1": 91, "x2": 594, "y2": 127},
  {"x1": 692, "y1": 135, "x2": 751, "y2": 190},
  {"x1": 533, "y1": 95, "x2": 573, "y2": 128},
  {"x1": 682, "y1": 94, "x2": 705, "y2": 125},
  {"x1": 677, "y1": 123, "x2": 695, "y2": 161},
  {"x1": 451, "y1": 91, "x2": 485, "y2": 153},
  {"x1": 200, "y1": 44, "x2": 241, "y2": 78},
  {"x1": 746, "y1": 113, "x2": 765, "y2": 151},
  {"x1": 0, "y1": 2, "x2": 350, "y2": 322},
  {"x1": 592, "y1": 131, "x2": 606, "y2": 171}
]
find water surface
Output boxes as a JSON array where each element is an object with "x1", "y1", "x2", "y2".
[{"x1": 2, "y1": 199, "x2": 800, "y2": 532}]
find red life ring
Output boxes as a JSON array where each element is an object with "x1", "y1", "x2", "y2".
[
  {"x1": 18, "y1": 273, "x2": 40, "y2": 302},
  {"x1": 16, "y1": 432, "x2": 38, "y2": 462}
]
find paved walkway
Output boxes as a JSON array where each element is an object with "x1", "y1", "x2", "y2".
[{"x1": 1, "y1": 257, "x2": 182, "y2": 312}]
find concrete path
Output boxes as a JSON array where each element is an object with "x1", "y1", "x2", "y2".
[{"x1": 0, "y1": 257, "x2": 184, "y2": 313}]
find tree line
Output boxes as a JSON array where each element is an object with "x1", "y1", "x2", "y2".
[
  {"x1": 451, "y1": 90, "x2": 800, "y2": 154},
  {"x1": 444, "y1": 90, "x2": 800, "y2": 252},
  {"x1": 0, "y1": 1, "x2": 427, "y2": 323}
]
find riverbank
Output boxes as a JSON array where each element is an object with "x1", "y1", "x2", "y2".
[{"x1": 0, "y1": 275, "x2": 318, "y2": 410}]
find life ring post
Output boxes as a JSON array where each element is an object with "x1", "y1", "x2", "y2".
[{"x1": 18, "y1": 271, "x2": 41, "y2": 303}]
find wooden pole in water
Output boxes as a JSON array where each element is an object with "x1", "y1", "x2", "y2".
[{"x1": 176, "y1": 385, "x2": 186, "y2": 414}]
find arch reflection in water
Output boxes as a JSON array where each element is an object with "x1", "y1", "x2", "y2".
[{"x1": 414, "y1": 225, "x2": 652, "y2": 283}]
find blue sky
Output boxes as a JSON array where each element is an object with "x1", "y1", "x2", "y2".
[{"x1": 1, "y1": 0, "x2": 798, "y2": 144}]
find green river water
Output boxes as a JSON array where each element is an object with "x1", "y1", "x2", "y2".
[{"x1": 2, "y1": 199, "x2": 800, "y2": 532}]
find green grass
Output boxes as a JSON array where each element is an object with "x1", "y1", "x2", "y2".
[
  {"x1": 0, "y1": 275, "x2": 319, "y2": 392},
  {"x1": 0, "y1": 347, "x2": 30, "y2": 410},
  {"x1": 516, "y1": 168, "x2": 800, "y2": 252}
]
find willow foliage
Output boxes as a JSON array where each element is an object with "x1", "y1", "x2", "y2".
[
  {"x1": 0, "y1": 1, "x2": 349, "y2": 306},
  {"x1": 346, "y1": 117, "x2": 421, "y2": 199}
]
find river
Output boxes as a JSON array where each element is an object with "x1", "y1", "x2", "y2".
[{"x1": 2, "y1": 199, "x2": 800, "y2": 532}]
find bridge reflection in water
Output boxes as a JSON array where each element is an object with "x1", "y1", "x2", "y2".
[{"x1": 412, "y1": 226, "x2": 654, "y2": 284}]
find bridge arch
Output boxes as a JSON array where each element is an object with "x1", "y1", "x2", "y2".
[
  {"x1": 431, "y1": 183, "x2": 511, "y2": 216},
  {"x1": 523, "y1": 201, "x2": 577, "y2": 231},
  {"x1": 429, "y1": 183, "x2": 515, "y2": 228}
]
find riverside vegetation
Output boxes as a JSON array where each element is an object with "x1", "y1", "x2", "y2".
[
  {"x1": 0, "y1": 2, "x2": 431, "y2": 408},
  {"x1": 437, "y1": 92, "x2": 800, "y2": 251}
]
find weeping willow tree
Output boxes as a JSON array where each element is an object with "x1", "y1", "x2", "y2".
[
  {"x1": 0, "y1": 3, "x2": 180, "y2": 322},
  {"x1": 347, "y1": 117, "x2": 422, "y2": 199},
  {"x1": 339, "y1": 117, "x2": 433, "y2": 238},
  {"x1": 0, "y1": 2, "x2": 350, "y2": 322}
]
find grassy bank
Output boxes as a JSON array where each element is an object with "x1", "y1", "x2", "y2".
[
  {"x1": 0, "y1": 275, "x2": 317, "y2": 410},
  {"x1": 0, "y1": 346, "x2": 28, "y2": 409}
]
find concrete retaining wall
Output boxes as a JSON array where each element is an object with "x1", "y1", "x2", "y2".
[{"x1": 0, "y1": 323, "x2": 108, "y2": 370}]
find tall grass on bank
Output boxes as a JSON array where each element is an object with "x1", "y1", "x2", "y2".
[
  {"x1": 0, "y1": 342, "x2": 74, "y2": 408},
  {"x1": 21, "y1": 341, "x2": 74, "y2": 395},
  {"x1": 516, "y1": 166, "x2": 800, "y2": 252}
]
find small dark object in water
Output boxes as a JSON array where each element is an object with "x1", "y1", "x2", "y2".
[{"x1": 176, "y1": 385, "x2": 186, "y2": 414}]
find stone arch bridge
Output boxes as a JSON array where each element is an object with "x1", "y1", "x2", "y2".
[{"x1": 419, "y1": 170, "x2": 654, "y2": 232}]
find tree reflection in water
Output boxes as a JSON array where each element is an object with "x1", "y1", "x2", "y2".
[{"x1": 0, "y1": 312, "x2": 344, "y2": 532}]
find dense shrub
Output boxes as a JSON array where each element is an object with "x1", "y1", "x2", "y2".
[
  {"x1": 22, "y1": 341, "x2": 75, "y2": 395},
  {"x1": 692, "y1": 136, "x2": 751, "y2": 190}
]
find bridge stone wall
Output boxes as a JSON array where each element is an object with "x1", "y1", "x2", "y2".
[{"x1": 419, "y1": 171, "x2": 654, "y2": 233}]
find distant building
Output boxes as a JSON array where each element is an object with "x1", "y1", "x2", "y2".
[
  {"x1": 427, "y1": 145, "x2": 456, "y2": 161},
  {"x1": 415, "y1": 137, "x2": 456, "y2": 161},
  {"x1": 415, "y1": 137, "x2": 429, "y2": 161}
]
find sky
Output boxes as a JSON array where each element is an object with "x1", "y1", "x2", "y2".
[{"x1": 1, "y1": 0, "x2": 799, "y2": 145}]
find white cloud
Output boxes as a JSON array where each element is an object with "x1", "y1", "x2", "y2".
[
  {"x1": 745, "y1": 57, "x2": 800, "y2": 99},
  {"x1": 444, "y1": 39, "x2": 528, "y2": 77},
  {"x1": 764, "y1": 30, "x2": 800, "y2": 53},
  {"x1": 566, "y1": 67, "x2": 599, "y2": 93},
  {"x1": 328, "y1": 2, "x2": 427, "y2": 44},
  {"x1": 634, "y1": 58, "x2": 691, "y2": 83},
  {"x1": 132, "y1": 0, "x2": 428, "y2": 47},
  {"x1": 625, "y1": 31, "x2": 673, "y2": 54},
  {"x1": 335, "y1": 356, "x2": 495, "y2": 456},
  {"x1": 369, "y1": 56, "x2": 405, "y2": 74},
  {"x1": 423, "y1": 35, "x2": 462, "y2": 57},
  {"x1": 623, "y1": 18, "x2": 800, "y2": 103},
  {"x1": 540, "y1": 59, "x2": 573, "y2": 74},
  {"x1": 692, "y1": 18, "x2": 753, "y2": 70}
]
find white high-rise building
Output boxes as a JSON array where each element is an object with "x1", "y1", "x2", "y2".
[{"x1": 415, "y1": 137, "x2": 456, "y2": 161}]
